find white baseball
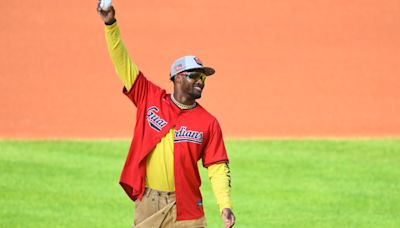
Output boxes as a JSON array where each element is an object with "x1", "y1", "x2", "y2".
[{"x1": 100, "y1": 0, "x2": 112, "y2": 11}]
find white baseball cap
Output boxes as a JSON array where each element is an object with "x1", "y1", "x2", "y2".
[{"x1": 170, "y1": 55, "x2": 215, "y2": 79}]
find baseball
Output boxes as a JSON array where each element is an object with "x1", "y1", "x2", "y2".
[{"x1": 100, "y1": 0, "x2": 112, "y2": 11}]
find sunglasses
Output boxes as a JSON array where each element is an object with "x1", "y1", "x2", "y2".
[{"x1": 180, "y1": 71, "x2": 207, "y2": 83}]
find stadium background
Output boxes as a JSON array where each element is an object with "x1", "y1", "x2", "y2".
[{"x1": 1, "y1": 0, "x2": 399, "y2": 139}]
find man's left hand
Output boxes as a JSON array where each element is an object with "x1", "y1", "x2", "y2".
[{"x1": 221, "y1": 208, "x2": 235, "y2": 228}]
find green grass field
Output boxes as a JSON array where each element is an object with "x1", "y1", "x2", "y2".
[{"x1": 1, "y1": 139, "x2": 399, "y2": 227}]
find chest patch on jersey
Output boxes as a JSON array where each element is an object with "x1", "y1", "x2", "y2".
[
  {"x1": 147, "y1": 106, "x2": 167, "y2": 132},
  {"x1": 174, "y1": 126, "x2": 203, "y2": 144}
]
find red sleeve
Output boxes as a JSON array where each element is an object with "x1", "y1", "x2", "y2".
[
  {"x1": 123, "y1": 72, "x2": 162, "y2": 106},
  {"x1": 202, "y1": 119, "x2": 229, "y2": 167}
]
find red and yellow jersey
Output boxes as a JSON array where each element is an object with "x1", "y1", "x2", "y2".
[{"x1": 121, "y1": 73, "x2": 229, "y2": 220}]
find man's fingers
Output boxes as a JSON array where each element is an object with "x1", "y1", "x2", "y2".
[
  {"x1": 223, "y1": 213, "x2": 235, "y2": 228},
  {"x1": 230, "y1": 218, "x2": 235, "y2": 227},
  {"x1": 227, "y1": 214, "x2": 235, "y2": 228}
]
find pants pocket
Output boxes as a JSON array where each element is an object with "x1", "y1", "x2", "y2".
[{"x1": 134, "y1": 195, "x2": 158, "y2": 225}]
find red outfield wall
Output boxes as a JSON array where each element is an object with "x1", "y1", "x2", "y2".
[{"x1": 1, "y1": 0, "x2": 399, "y2": 138}]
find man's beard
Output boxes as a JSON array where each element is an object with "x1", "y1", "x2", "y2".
[{"x1": 190, "y1": 91, "x2": 202, "y2": 100}]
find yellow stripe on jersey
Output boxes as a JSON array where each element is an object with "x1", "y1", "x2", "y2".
[
  {"x1": 146, "y1": 128, "x2": 175, "y2": 191},
  {"x1": 145, "y1": 128, "x2": 233, "y2": 213},
  {"x1": 105, "y1": 23, "x2": 139, "y2": 91}
]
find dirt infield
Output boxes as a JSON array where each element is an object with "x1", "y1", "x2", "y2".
[{"x1": 1, "y1": 0, "x2": 399, "y2": 138}]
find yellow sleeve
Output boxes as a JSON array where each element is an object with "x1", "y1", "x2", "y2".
[
  {"x1": 105, "y1": 22, "x2": 139, "y2": 91},
  {"x1": 208, "y1": 163, "x2": 232, "y2": 213}
]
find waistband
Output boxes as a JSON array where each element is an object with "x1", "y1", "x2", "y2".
[{"x1": 144, "y1": 187, "x2": 176, "y2": 198}]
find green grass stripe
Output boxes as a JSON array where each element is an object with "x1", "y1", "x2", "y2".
[{"x1": 1, "y1": 139, "x2": 399, "y2": 227}]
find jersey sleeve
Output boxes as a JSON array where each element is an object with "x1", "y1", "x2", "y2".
[
  {"x1": 105, "y1": 22, "x2": 139, "y2": 91},
  {"x1": 202, "y1": 119, "x2": 229, "y2": 167},
  {"x1": 104, "y1": 23, "x2": 162, "y2": 106},
  {"x1": 123, "y1": 73, "x2": 163, "y2": 107},
  {"x1": 208, "y1": 163, "x2": 233, "y2": 213}
]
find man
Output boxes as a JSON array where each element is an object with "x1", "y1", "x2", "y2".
[{"x1": 97, "y1": 3, "x2": 235, "y2": 228}]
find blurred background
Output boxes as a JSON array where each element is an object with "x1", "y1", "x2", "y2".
[{"x1": 1, "y1": 0, "x2": 399, "y2": 139}]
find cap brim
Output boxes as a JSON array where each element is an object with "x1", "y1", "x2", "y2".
[
  {"x1": 189, "y1": 67, "x2": 215, "y2": 76},
  {"x1": 203, "y1": 67, "x2": 215, "y2": 76}
]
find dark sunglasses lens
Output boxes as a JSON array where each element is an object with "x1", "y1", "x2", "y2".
[
  {"x1": 188, "y1": 72, "x2": 206, "y2": 82},
  {"x1": 188, "y1": 72, "x2": 199, "y2": 79}
]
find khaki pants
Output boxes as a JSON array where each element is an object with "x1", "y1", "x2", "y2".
[{"x1": 134, "y1": 188, "x2": 207, "y2": 228}]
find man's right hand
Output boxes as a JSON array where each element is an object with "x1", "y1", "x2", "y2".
[{"x1": 97, "y1": 0, "x2": 116, "y2": 25}]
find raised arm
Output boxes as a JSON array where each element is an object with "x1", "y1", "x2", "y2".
[{"x1": 97, "y1": 3, "x2": 139, "y2": 91}]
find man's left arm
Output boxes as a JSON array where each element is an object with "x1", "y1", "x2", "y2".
[
  {"x1": 202, "y1": 119, "x2": 235, "y2": 227},
  {"x1": 208, "y1": 163, "x2": 235, "y2": 228}
]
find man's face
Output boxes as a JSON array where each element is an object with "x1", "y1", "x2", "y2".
[{"x1": 179, "y1": 71, "x2": 207, "y2": 99}]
